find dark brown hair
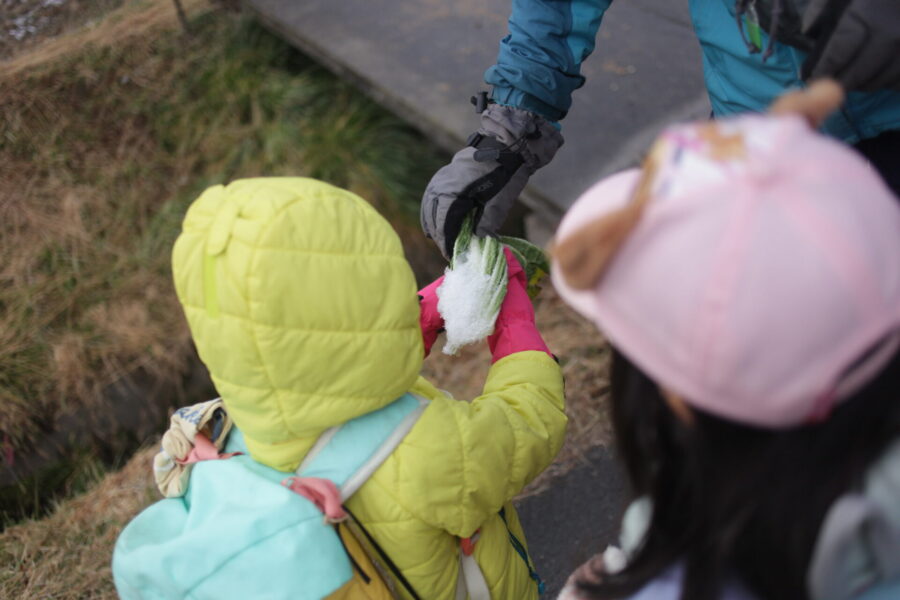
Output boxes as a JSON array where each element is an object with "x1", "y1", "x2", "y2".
[{"x1": 578, "y1": 346, "x2": 900, "y2": 600}]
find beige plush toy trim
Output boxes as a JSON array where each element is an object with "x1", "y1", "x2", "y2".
[{"x1": 153, "y1": 398, "x2": 234, "y2": 498}]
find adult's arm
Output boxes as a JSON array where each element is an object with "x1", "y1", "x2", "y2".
[
  {"x1": 420, "y1": 0, "x2": 611, "y2": 256},
  {"x1": 485, "y1": 0, "x2": 613, "y2": 122}
]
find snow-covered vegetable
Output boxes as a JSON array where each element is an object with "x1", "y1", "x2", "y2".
[
  {"x1": 437, "y1": 216, "x2": 507, "y2": 355},
  {"x1": 437, "y1": 215, "x2": 550, "y2": 355}
]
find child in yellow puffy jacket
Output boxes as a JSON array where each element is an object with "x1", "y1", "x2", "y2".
[{"x1": 163, "y1": 178, "x2": 566, "y2": 598}]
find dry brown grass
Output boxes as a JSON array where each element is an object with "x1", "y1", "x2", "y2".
[
  {"x1": 0, "y1": 0, "x2": 202, "y2": 449},
  {"x1": 0, "y1": 0, "x2": 446, "y2": 497},
  {"x1": 0, "y1": 446, "x2": 157, "y2": 599}
]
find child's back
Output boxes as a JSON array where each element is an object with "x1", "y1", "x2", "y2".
[{"x1": 117, "y1": 178, "x2": 566, "y2": 599}]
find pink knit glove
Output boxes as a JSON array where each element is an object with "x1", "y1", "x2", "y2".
[
  {"x1": 418, "y1": 276, "x2": 445, "y2": 357},
  {"x1": 488, "y1": 248, "x2": 551, "y2": 363}
]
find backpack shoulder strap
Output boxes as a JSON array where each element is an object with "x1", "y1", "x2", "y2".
[
  {"x1": 296, "y1": 392, "x2": 428, "y2": 501},
  {"x1": 288, "y1": 393, "x2": 429, "y2": 600}
]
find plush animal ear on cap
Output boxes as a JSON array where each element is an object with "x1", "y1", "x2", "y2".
[
  {"x1": 769, "y1": 78, "x2": 845, "y2": 127},
  {"x1": 552, "y1": 196, "x2": 645, "y2": 290},
  {"x1": 554, "y1": 79, "x2": 844, "y2": 293},
  {"x1": 553, "y1": 144, "x2": 663, "y2": 290}
]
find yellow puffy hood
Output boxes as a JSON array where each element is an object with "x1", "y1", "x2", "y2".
[{"x1": 172, "y1": 178, "x2": 423, "y2": 471}]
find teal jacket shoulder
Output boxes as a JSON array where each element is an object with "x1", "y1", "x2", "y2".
[{"x1": 484, "y1": 0, "x2": 900, "y2": 143}]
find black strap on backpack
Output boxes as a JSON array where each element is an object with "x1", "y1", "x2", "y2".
[
  {"x1": 334, "y1": 523, "x2": 372, "y2": 584},
  {"x1": 342, "y1": 504, "x2": 423, "y2": 600}
]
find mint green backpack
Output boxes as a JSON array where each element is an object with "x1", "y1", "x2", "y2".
[{"x1": 112, "y1": 393, "x2": 428, "y2": 599}]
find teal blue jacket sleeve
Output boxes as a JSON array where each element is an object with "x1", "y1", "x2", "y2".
[{"x1": 484, "y1": 0, "x2": 612, "y2": 122}]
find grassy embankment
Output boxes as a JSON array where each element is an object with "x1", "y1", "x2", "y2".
[
  {"x1": 0, "y1": 0, "x2": 446, "y2": 523},
  {"x1": 0, "y1": 2, "x2": 612, "y2": 597}
]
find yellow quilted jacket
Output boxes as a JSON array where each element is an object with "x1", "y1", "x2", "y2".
[{"x1": 172, "y1": 178, "x2": 567, "y2": 599}]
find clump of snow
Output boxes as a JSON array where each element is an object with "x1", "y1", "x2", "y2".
[{"x1": 437, "y1": 242, "x2": 506, "y2": 355}]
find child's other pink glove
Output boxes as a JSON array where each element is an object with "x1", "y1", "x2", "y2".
[
  {"x1": 488, "y1": 248, "x2": 551, "y2": 363},
  {"x1": 418, "y1": 276, "x2": 445, "y2": 357}
]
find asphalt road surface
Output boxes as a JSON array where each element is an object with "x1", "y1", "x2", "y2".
[{"x1": 515, "y1": 445, "x2": 628, "y2": 597}]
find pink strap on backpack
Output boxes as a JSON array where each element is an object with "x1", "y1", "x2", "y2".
[
  {"x1": 175, "y1": 433, "x2": 242, "y2": 465},
  {"x1": 282, "y1": 476, "x2": 348, "y2": 522},
  {"x1": 460, "y1": 529, "x2": 481, "y2": 556}
]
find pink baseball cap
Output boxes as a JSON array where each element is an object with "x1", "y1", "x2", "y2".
[{"x1": 552, "y1": 114, "x2": 900, "y2": 427}]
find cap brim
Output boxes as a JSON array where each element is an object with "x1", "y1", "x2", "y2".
[{"x1": 551, "y1": 169, "x2": 642, "y2": 324}]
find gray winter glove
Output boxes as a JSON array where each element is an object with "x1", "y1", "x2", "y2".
[
  {"x1": 802, "y1": 0, "x2": 900, "y2": 91},
  {"x1": 420, "y1": 101, "x2": 564, "y2": 258}
]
